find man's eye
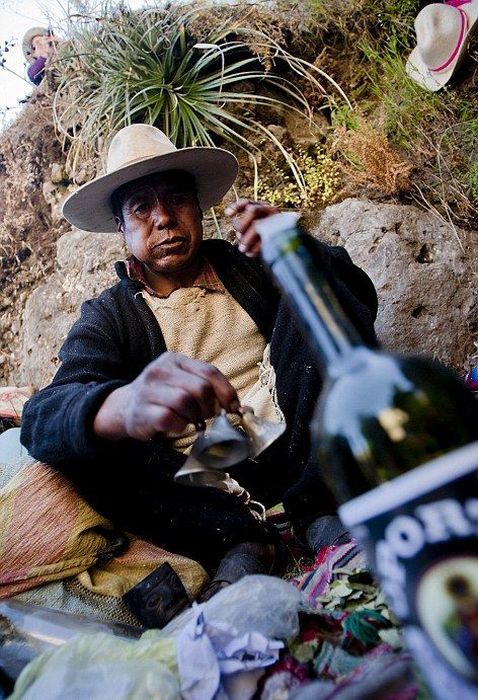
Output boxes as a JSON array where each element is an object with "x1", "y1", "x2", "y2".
[
  {"x1": 133, "y1": 203, "x2": 148, "y2": 214},
  {"x1": 168, "y1": 194, "x2": 190, "y2": 207}
]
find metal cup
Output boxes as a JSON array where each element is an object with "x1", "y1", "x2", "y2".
[{"x1": 240, "y1": 405, "x2": 286, "y2": 457}]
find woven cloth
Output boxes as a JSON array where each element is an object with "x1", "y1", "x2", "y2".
[
  {"x1": 0, "y1": 386, "x2": 36, "y2": 425},
  {"x1": 0, "y1": 459, "x2": 207, "y2": 601},
  {"x1": 0, "y1": 459, "x2": 115, "y2": 597},
  {"x1": 292, "y1": 542, "x2": 365, "y2": 610},
  {"x1": 78, "y1": 537, "x2": 208, "y2": 599}
]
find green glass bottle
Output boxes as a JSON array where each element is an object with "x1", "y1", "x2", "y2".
[{"x1": 257, "y1": 212, "x2": 478, "y2": 699}]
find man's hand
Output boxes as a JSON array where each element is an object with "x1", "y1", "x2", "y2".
[
  {"x1": 93, "y1": 352, "x2": 239, "y2": 441},
  {"x1": 225, "y1": 199, "x2": 279, "y2": 258}
]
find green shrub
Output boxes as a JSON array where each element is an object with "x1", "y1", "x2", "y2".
[
  {"x1": 249, "y1": 145, "x2": 342, "y2": 208},
  {"x1": 306, "y1": 0, "x2": 420, "y2": 48},
  {"x1": 54, "y1": 2, "x2": 350, "y2": 199},
  {"x1": 468, "y1": 163, "x2": 478, "y2": 204}
]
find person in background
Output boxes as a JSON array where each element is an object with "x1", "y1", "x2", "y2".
[{"x1": 22, "y1": 26, "x2": 60, "y2": 86}]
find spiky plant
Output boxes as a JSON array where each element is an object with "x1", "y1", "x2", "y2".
[{"x1": 53, "y1": 1, "x2": 350, "y2": 201}]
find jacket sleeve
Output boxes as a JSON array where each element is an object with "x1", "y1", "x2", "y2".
[{"x1": 21, "y1": 296, "x2": 131, "y2": 464}]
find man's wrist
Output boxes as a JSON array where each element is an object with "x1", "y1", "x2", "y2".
[{"x1": 93, "y1": 384, "x2": 131, "y2": 440}]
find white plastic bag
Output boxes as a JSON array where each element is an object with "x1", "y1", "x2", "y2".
[
  {"x1": 10, "y1": 631, "x2": 179, "y2": 700},
  {"x1": 162, "y1": 575, "x2": 303, "y2": 641}
]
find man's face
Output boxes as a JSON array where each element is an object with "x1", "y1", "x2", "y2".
[{"x1": 115, "y1": 172, "x2": 203, "y2": 278}]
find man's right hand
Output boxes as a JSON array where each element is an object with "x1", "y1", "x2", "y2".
[{"x1": 93, "y1": 352, "x2": 239, "y2": 441}]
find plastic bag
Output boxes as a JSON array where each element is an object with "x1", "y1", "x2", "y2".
[
  {"x1": 10, "y1": 631, "x2": 178, "y2": 700},
  {"x1": 0, "y1": 600, "x2": 140, "y2": 681},
  {"x1": 172, "y1": 576, "x2": 302, "y2": 700},
  {"x1": 162, "y1": 575, "x2": 303, "y2": 642}
]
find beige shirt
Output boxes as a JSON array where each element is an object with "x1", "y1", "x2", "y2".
[{"x1": 142, "y1": 284, "x2": 283, "y2": 452}]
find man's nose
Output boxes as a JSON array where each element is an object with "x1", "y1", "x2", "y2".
[{"x1": 151, "y1": 200, "x2": 176, "y2": 228}]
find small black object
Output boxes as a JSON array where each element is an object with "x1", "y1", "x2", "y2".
[{"x1": 122, "y1": 562, "x2": 190, "y2": 629}]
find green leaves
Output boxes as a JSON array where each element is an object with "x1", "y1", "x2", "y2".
[{"x1": 53, "y1": 4, "x2": 349, "y2": 197}]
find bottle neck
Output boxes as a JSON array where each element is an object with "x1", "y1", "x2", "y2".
[{"x1": 259, "y1": 214, "x2": 362, "y2": 372}]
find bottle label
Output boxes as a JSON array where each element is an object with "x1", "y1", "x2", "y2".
[{"x1": 339, "y1": 440, "x2": 478, "y2": 699}]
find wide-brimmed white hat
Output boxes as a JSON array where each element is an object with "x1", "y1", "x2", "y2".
[
  {"x1": 62, "y1": 124, "x2": 239, "y2": 233},
  {"x1": 406, "y1": 0, "x2": 478, "y2": 91},
  {"x1": 22, "y1": 26, "x2": 49, "y2": 62}
]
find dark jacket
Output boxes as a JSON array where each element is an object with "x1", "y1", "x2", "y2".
[{"x1": 21, "y1": 238, "x2": 377, "y2": 564}]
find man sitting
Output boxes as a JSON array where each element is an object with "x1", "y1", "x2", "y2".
[{"x1": 21, "y1": 124, "x2": 378, "y2": 598}]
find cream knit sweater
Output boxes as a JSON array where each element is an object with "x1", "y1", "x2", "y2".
[{"x1": 142, "y1": 286, "x2": 283, "y2": 453}]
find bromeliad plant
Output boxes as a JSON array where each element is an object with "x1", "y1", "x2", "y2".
[{"x1": 53, "y1": 1, "x2": 350, "y2": 202}]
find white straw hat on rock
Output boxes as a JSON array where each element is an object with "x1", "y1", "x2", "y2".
[
  {"x1": 62, "y1": 124, "x2": 239, "y2": 233},
  {"x1": 406, "y1": 0, "x2": 478, "y2": 91}
]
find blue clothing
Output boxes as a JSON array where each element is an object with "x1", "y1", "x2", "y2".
[{"x1": 27, "y1": 57, "x2": 46, "y2": 86}]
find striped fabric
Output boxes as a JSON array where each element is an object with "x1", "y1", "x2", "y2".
[
  {"x1": 292, "y1": 542, "x2": 365, "y2": 609},
  {"x1": 0, "y1": 386, "x2": 36, "y2": 425},
  {"x1": 0, "y1": 459, "x2": 207, "y2": 601}
]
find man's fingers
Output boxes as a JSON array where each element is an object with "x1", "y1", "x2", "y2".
[
  {"x1": 225, "y1": 198, "x2": 254, "y2": 217},
  {"x1": 123, "y1": 353, "x2": 240, "y2": 441},
  {"x1": 230, "y1": 202, "x2": 278, "y2": 235},
  {"x1": 136, "y1": 381, "x2": 210, "y2": 426},
  {"x1": 236, "y1": 227, "x2": 261, "y2": 255},
  {"x1": 163, "y1": 369, "x2": 217, "y2": 419},
  {"x1": 126, "y1": 404, "x2": 189, "y2": 440},
  {"x1": 174, "y1": 354, "x2": 239, "y2": 412},
  {"x1": 227, "y1": 200, "x2": 279, "y2": 258}
]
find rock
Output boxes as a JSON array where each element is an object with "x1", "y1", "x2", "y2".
[
  {"x1": 15, "y1": 199, "x2": 478, "y2": 388},
  {"x1": 283, "y1": 111, "x2": 328, "y2": 147},
  {"x1": 17, "y1": 229, "x2": 125, "y2": 388},
  {"x1": 57, "y1": 228, "x2": 126, "y2": 272},
  {"x1": 266, "y1": 124, "x2": 287, "y2": 142},
  {"x1": 313, "y1": 198, "x2": 478, "y2": 369},
  {"x1": 42, "y1": 180, "x2": 76, "y2": 224},
  {"x1": 50, "y1": 163, "x2": 68, "y2": 185}
]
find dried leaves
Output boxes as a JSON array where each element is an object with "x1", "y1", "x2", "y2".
[{"x1": 335, "y1": 124, "x2": 413, "y2": 195}]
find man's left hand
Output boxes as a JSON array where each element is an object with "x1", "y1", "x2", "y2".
[{"x1": 225, "y1": 199, "x2": 279, "y2": 257}]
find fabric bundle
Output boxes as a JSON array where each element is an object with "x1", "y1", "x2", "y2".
[{"x1": 0, "y1": 459, "x2": 208, "y2": 606}]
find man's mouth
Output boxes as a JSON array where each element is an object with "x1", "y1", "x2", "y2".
[{"x1": 152, "y1": 236, "x2": 187, "y2": 250}]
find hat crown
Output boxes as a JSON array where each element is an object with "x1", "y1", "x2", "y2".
[
  {"x1": 415, "y1": 4, "x2": 466, "y2": 69},
  {"x1": 107, "y1": 124, "x2": 178, "y2": 173}
]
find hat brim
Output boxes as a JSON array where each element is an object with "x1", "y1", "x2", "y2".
[
  {"x1": 62, "y1": 146, "x2": 239, "y2": 233},
  {"x1": 22, "y1": 27, "x2": 48, "y2": 61},
  {"x1": 406, "y1": 1, "x2": 478, "y2": 91}
]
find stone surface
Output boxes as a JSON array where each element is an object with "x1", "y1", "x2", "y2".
[
  {"x1": 17, "y1": 229, "x2": 125, "y2": 387},
  {"x1": 313, "y1": 198, "x2": 478, "y2": 369},
  {"x1": 283, "y1": 111, "x2": 328, "y2": 147},
  {"x1": 15, "y1": 199, "x2": 478, "y2": 388},
  {"x1": 42, "y1": 180, "x2": 76, "y2": 224}
]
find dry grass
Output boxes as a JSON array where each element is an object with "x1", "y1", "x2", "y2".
[
  {"x1": 334, "y1": 123, "x2": 413, "y2": 196},
  {"x1": 185, "y1": 0, "x2": 316, "y2": 68}
]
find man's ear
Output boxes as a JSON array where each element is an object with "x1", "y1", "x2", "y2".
[{"x1": 115, "y1": 216, "x2": 125, "y2": 236}]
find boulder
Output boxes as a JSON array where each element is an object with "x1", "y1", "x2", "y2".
[
  {"x1": 16, "y1": 199, "x2": 478, "y2": 388},
  {"x1": 313, "y1": 198, "x2": 478, "y2": 369},
  {"x1": 18, "y1": 229, "x2": 125, "y2": 387}
]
